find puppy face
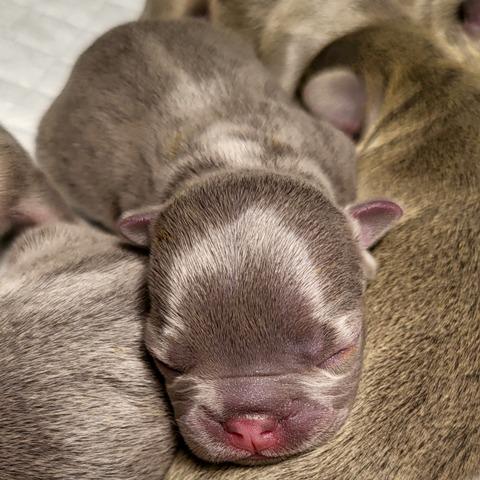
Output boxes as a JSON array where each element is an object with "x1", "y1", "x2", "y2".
[{"x1": 145, "y1": 172, "x2": 365, "y2": 463}]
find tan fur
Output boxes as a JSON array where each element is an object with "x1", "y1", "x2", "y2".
[
  {"x1": 0, "y1": 127, "x2": 176, "y2": 479},
  {"x1": 164, "y1": 21, "x2": 480, "y2": 480}
]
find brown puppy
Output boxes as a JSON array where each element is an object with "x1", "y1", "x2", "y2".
[
  {"x1": 37, "y1": 20, "x2": 401, "y2": 464},
  {"x1": 0, "y1": 126, "x2": 176, "y2": 479},
  {"x1": 163, "y1": 21, "x2": 480, "y2": 480}
]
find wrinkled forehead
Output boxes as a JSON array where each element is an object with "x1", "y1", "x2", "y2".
[{"x1": 149, "y1": 201, "x2": 363, "y2": 365}]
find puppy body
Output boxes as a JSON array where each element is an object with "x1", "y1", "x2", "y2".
[
  {"x1": 37, "y1": 20, "x2": 356, "y2": 229},
  {"x1": 164, "y1": 22, "x2": 480, "y2": 480},
  {"x1": 37, "y1": 20, "x2": 402, "y2": 464},
  {"x1": 0, "y1": 127, "x2": 176, "y2": 479}
]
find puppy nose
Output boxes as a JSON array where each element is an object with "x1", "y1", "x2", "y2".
[{"x1": 223, "y1": 416, "x2": 280, "y2": 453}]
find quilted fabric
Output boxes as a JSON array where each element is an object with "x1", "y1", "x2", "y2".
[{"x1": 0, "y1": 0, "x2": 143, "y2": 154}]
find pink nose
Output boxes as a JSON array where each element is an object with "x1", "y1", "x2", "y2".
[{"x1": 223, "y1": 416, "x2": 280, "y2": 453}]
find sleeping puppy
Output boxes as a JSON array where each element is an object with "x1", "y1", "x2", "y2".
[
  {"x1": 36, "y1": 20, "x2": 401, "y2": 464},
  {"x1": 163, "y1": 20, "x2": 480, "y2": 480},
  {"x1": 0, "y1": 126, "x2": 176, "y2": 480}
]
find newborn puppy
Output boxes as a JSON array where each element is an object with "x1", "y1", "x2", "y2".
[
  {"x1": 164, "y1": 21, "x2": 480, "y2": 480},
  {"x1": 37, "y1": 20, "x2": 401, "y2": 464},
  {"x1": 0, "y1": 127, "x2": 175, "y2": 480}
]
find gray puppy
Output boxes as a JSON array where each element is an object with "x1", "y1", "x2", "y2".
[
  {"x1": 37, "y1": 20, "x2": 401, "y2": 464},
  {"x1": 163, "y1": 21, "x2": 480, "y2": 480},
  {"x1": 0, "y1": 126, "x2": 176, "y2": 480}
]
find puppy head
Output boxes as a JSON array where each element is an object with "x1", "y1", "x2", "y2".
[{"x1": 119, "y1": 171, "x2": 401, "y2": 463}]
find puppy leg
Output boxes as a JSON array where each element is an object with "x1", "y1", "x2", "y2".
[{"x1": 301, "y1": 68, "x2": 366, "y2": 140}]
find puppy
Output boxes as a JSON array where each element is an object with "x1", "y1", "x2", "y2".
[
  {"x1": 163, "y1": 21, "x2": 480, "y2": 480},
  {"x1": 0, "y1": 126, "x2": 176, "y2": 480},
  {"x1": 36, "y1": 20, "x2": 401, "y2": 464}
]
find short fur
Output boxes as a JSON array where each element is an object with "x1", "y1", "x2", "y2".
[
  {"x1": 0, "y1": 127, "x2": 176, "y2": 479},
  {"x1": 163, "y1": 21, "x2": 480, "y2": 480},
  {"x1": 36, "y1": 20, "x2": 401, "y2": 464}
]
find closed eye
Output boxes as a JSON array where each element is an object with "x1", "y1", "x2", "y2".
[{"x1": 319, "y1": 344, "x2": 357, "y2": 370}]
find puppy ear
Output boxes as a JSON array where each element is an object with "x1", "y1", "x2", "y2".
[
  {"x1": 117, "y1": 207, "x2": 165, "y2": 247},
  {"x1": 301, "y1": 67, "x2": 366, "y2": 139},
  {"x1": 0, "y1": 126, "x2": 72, "y2": 236},
  {"x1": 346, "y1": 200, "x2": 403, "y2": 249}
]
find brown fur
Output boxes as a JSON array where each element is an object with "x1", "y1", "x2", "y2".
[
  {"x1": 36, "y1": 20, "x2": 402, "y2": 464},
  {"x1": 0, "y1": 127, "x2": 176, "y2": 479},
  {"x1": 164, "y1": 21, "x2": 480, "y2": 480}
]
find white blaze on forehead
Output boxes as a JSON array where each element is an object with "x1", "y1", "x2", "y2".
[{"x1": 160, "y1": 206, "x2": 329, "y2": 341}]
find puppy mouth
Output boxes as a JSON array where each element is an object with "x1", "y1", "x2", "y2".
[{"x1": 177, "y1": 404, "x2": 332, "y2": 464}]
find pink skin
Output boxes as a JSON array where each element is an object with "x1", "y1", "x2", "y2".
[
  {"x1": 176, "y1": 393, "x2": 337, "y2": 463},
  {"x1": 224, "y1": 417, "x2": 280, "y2": 453}
]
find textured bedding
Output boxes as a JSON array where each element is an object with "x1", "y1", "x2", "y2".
[{"x1": 0, "y1": 0, "x2": 143, "y2": 154}]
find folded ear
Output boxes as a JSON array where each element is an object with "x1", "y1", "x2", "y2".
[
  {"x1": 301, "y1": 67, "x2": 366, "y2": 139},
  {"x1": 117, "y1": 207, "x2": 165, "y2": 247},
  {"x1": 346, "y1": 200, "x2": 403, "y2": 249},
  {"x1": 0, "y1": 126, "x2": 72, "y2": 236}
]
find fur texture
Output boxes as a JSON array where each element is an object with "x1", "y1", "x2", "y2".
[
  {"x1": 36, "y1": 20, "x2": 402, "y2": 463},
  {"x1": 163, "y1": 21, "x2": 480, "y2": 480},
  {"x1": 0, "y1": 127, "x2": 176, "y2": 479}
]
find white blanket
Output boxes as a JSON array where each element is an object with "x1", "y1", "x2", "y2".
[{"x1": 0, "y1": 0, "x2": 143, "y2": 154}]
